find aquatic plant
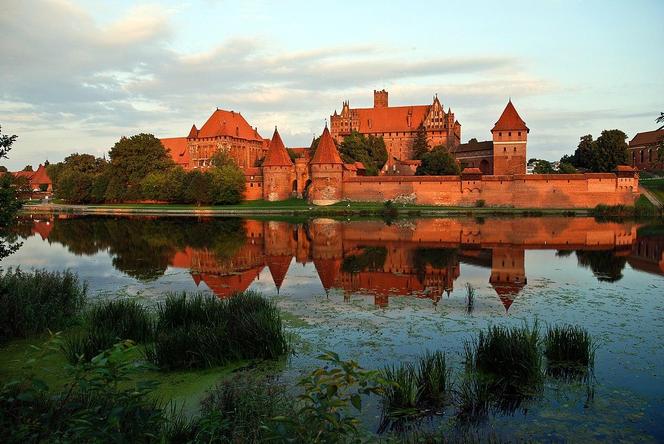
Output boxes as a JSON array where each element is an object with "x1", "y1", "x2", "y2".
[
  {"x1": 544, "y1": 324, "x2": 595, "y2": 380},
  {"x1": 464, "y1": 323, "x2": 541, "y2": 385},
  {"x1": 146, "y1": 291, "x2": 289, "y2": 370},
  {"x1": 0, "y1": 268, "x2": 86, "y2": 343},
  {"x1": 465, "y1": 283, "x2": 475, "y2": 315},
  {"x1": 62, "y1": 299, "x2": 153, "y2": 363},
  {"x1": 381, "y1": 351, "x2": 450, "y2": 420}
]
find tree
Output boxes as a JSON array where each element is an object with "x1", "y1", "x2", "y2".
[
  {"x1": 210, "y1": 164, "x2": 245, "y2": 204},
  {"x1": 108, "y1": 134, "x2": 174, "y2": 201},
  {"x1": 22, "y1": 165, "x2": 33, "y2": 172},
  {"x1": 415, "y1": 145, "x2": 460, "y2": 176},
  {"x1": 591, "y1": 129, "x2": 628, "y2": 172},
  {"x1": 141, "y1": 171, "x2": 169, "y2": 201},
  {"x1": 50, "y1": 154, "x2": 108, "y2": 203},
  {"x1": 412, "y1": 123, "x2": 429, "y2": 160},
  {"x1": 533, "y1": 160, "x2": 555, "y2": 174},
  {"x1": 0, "y1": 166, "x2": 7, "y2": 173},
  {"x1": 0, "y1": 125, "x2": 21, "y2": 260},
  {"x1": 572, "y1": 135, "x2": 595, "y2": 169},
  {"x1": 339, "y1": 131, "x2": 388, "y2": 176},
  {"x1": 184, "y1": 170, "x2": 214, "y2": 205},
  {"x1": 657, "y1": 112, "x2": 664, "y2": 130},
  {"x1": 211, "y1": 149, "x2": 237, "y2": 168},
  {"x1": 558, "y1": 162, "x2": 577, "y2": 174}
]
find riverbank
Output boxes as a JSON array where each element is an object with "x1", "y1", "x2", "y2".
[{"x1": 22, "y1": 198, "x2": 594, "y2": 217}]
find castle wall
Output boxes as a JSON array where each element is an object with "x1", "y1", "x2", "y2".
[
  {"x1": 341, "y1": 173, "x2": 639, "y2": 208},
  {"x1": 262, "y1": 166, "x2": 294, "y2": 201},
  {"x1": 309, "y1": 164, "x2": 343, "y2": 205}
]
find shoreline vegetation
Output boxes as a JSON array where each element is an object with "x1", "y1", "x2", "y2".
[
  {"x1": 1, "y1": 268, "x2": 599, "y2": 442},
  {"x1": 20, "y1": 194, "x2": 662, "y2": 219}
]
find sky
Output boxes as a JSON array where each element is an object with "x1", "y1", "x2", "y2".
[{"x1": 1, "y1": 0, "x2": 663, "y2": 170}]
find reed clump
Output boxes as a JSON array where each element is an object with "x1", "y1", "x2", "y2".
[
  {"x1": 0, "y1": 268, "x2": 87, "y2": 343},
  {"x1": 146, "y1": 291, "x2": 289, "y2": 370},
  {"x1": 62, "y1": 299, "x2": 153, "y2": 363},
  {"x1": 544, "y1": 325, "x2": 594, "y2": 380},
  {"x1": 381, "y1": 351, "x2": 450, "y2": 418}
]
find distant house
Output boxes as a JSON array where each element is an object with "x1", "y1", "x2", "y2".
[
  {"x1": 629, "y1": 129, "x2": 664, "y2": 170},
  {"x1": 11, "y1": 164, "x2": 53, "y2": 194}
]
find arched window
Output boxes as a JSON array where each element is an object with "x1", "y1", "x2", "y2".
[{"x1": 640, "y1": 150, "x2": 644, "y2": 163}]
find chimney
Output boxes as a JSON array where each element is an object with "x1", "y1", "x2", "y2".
[{"x1": 373, "y1": 89, "x2": 388, "y2": 108}]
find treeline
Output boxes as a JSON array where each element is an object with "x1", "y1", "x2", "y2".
[
  {"x1": 47, "y1": 134, "x2": 245, "y2": 205},
  {"x1": 310, "y1": 130, "x2": 388, "y2": 175},
  {"x1": 560, "y1": 129, "x2": 629, "y2": 173}
]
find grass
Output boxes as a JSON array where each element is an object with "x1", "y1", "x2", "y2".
[
  {"x1": 465, "y1": 283, "x2": 475, "y2": 315},
  {"x1": 544, "y1": 325, "x2": 595, "y2": 380},
  {"x1": 61, "y1": 299, "x2": 153, "y2": 363},
  {"x1": 640, "y1": 177, "x2": 664, "y2": 204},
  {"x1": 592, "y1": 197, "x2": 661, "y2": 219},
  {"x1": 380, "y1": 351, "x2": 450, "y2": 419},
  {"x1": 146, "y1": 291, "x2": 289, "y2": 370},
  {"x1": 0, "y1": 269, "x2": 87, "y2": 343}
]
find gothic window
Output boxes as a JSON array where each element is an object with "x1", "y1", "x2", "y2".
[
  {"x1": 640, "y1": 150, "x2": 644, "y2": 163},
  {"x1": 508, "y1": 132, "x2": 512, "y2": 136}
]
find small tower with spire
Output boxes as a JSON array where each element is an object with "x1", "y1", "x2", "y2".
[
  {"x1": 308, "y1": 125, "x2": 344, "y2": 206},
  {"x1": 491, "y1": 100, "x2": 529, "y2": 175},
  {"x1": 262, "y1": 127, "x2": 295, "y2": 201}
]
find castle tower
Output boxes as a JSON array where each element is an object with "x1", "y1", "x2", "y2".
[
  {"x1": 491, "y1": 100, "x2": 528, "y2": 175},
  {"x1": 309, "y1": 126, "x2": 344, "y2": 206},
  {"x1": 374, "y1": 89, "x2": 388, "y2": 108},
  {"x1": 262, "y1": 127, "x2": 294, "y2": 201}
]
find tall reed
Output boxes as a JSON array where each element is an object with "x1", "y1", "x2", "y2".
[
  {"x1": 0, "y1": 268, "x2": 86, "y2": 343},
  {"x1": 544, "y1": 325, "x2": 595, "y2": 380}
]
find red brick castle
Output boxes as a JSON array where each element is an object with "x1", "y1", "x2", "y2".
[{"x1": 160, "y1": 90, "x2": 639, "y2": 208}]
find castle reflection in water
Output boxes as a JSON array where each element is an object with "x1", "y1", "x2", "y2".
[{"x1": 20, "y1": 216, "x2": 664, "y2": 310}]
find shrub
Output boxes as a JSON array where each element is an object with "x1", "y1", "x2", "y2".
[
  {"x1": 62, "y1": 299, "x2": 153, "y2": 363},
  {"x1": 0, "y1": 269, "x2": 87, "y2": 343},
  {"x1": 146, "y1": 291, "x2": 289, "y2": 370},
  {"x1": 474, "y1": 199, "x2": 486, "y2": 208},
  {"x1": 544, "y1": 325, "x2": 595, "y2": 380}
]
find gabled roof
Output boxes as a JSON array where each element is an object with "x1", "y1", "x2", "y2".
[
  {"x1": 352, "y1": 105, "x2": 431, "y2": 133},
  {"x1": 196, "y1": 109, "x2": 264, "y2": 141},
  {"x1": 262, "y1": 127, "x2": 293, "y2": 167},
  {"x1": 311, "y1": 126, "x2": 343, "y2": 164},
  {"x1": 629, "y1": 129, "x2": 664, "y2": 147},
  {"x1": 492, "y1": 100, "x2": 529, "y2": 132},
  {"x1": 30, "y1": 164, "x2": 51, "y2": 185},
  {"x1": 160, "y1": 137, "x2": 190, "y2": 167},
  {"x1": 187, "y1": 124, "x2": 198, "y2": 138}
]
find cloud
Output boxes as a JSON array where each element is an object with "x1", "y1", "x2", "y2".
[{"x1": 0, "y1": 0, "x2": 581, "y2": 168}]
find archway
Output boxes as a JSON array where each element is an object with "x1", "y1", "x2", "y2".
[{"x1": 303, "y1": 179, "x2": 312, "y2": 200}]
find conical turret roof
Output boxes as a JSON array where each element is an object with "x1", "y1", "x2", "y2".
[
  {"x1": 263, "y1": 127, "x2": 293, "y2": 167},
  {"x1": 492, "y1": 100, "x2": 528, "y2": 132},
  {"x1": 310, "y1": 126, "x2": 343, "y2": 164}
]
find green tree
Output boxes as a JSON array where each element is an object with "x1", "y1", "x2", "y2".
[
  {"x1": 56, "y1": 170, "x2": 93, "y2": 203},
  {"x1": 558, "y1": 162, "x2": 577, "y2": 174},
  {"x1": 184, "y1": 170, "x2": 214, "y2": 205},
  {"x1": 211, "y1": 149, "x2": 237, "y2": 168},
  {"x1": 572, "y1": 135, "x2": 595, "y2": 169},
  {"x1": 107, "y1": 134, "x2": 174, "y2": 201},
  {"x1": 415, "y1": 145, "x2": 460, "y2": 176},
  {"x1": 164, "y1": 167, "x2": 187, "y2": 202},
  {"x1": 0, "y1": 125, "x2": 21, "y2": 260},
  {"x1": 412, "y1": 123, "x2": 429, "y2": 160},
  {"x1": 50, "y1": 154, "x2": 108, "y2": 203},
  {"x1": 210, "y1": 164, "x2": 245, "y2": 204},
  {"x1": 141, "y1": 171, "x2": 169, "y2": 201},
  {"x1": 0, "y1": 166, "x2": 7, "y2": 173},
  {"x1": 339, "y1": 130, "x2": 387, "y2": 176},
  {"x1": 533, "y1": 160, "x2": 555, "y2": 174},
  {"x1": 591, "y1": 129, "x2": 628, "y2": 172},
  {"x1": 22, "y1": 165, "x2": 33, "y2": 172},
  {"x1": 656, "y1": 112, "x2": 664, "y2": 130}
]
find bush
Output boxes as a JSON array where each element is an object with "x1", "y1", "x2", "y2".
[
  {"x1": 62, "y1": 299, "x2": 153, "y2": 363},
  {"x1": 0, "y1": 269, "x2": 87, "y2": 343},
  {"x1": 474, "y1": 199, "x2": 486, "y2": 208},
  {"x1": 146, "y1": 291, "x2": 289, "y2": 370}
]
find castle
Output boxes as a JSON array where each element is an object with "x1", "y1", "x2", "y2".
[{"x1": 160, "y1": 90, "x2": 639, "y2": 208}]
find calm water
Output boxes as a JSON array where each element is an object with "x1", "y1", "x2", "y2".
[{"x1": 3, "y1": 215, "x2": 664, "y2": 441}]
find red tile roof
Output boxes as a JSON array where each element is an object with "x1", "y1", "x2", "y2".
[
  {"x1": 187, "y1": 124, "x2": 198, "y2": 138},
  {"x1": 197, "y1": 109, "x2": 263, "y2": 141},
  {"x1": 614, "y1": 165, "x2": 638, "y2": 172},
  {"x1": 311, "y1": 126, "x2": 343, "y2": 164},
  {"x1": 262, "y1": 128, "x2": 293, "y2": 167},
  {"x1": 492, "y1": 100, "x2": 528, "y2": 132},
  {"x1": 353, "y1": 105, "x2": 430, "y2": 133},
  {"x1": 30, "y1": 164, "x2": 51, "y2": 185},
  {"x1": 160, "y1": 137, "x2": 190, "y2": 168},
  {"x1": 629, "y1": 129, "x2": 664, "y2": 147}
]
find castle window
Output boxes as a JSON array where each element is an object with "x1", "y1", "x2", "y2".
[
  {"x1": 508, "y1": 132, "x2": 512, "y2": 136},
  {"x1": 518, "y1": 132, "x2": 522, "y2": 136},
  {"x1": 499, "y1": 132, "x2": 502, "y2": 137},
  {"x1": 503, "y1": 147, "x2": 507, "y2": 152},
  {"x1": 513, "y1": 147, "x2": 516, "y2": 152},
  {"x1": 649, "y1": 149, "x2": 652, "y2": 162},
  {"x1": 640, "y1": 150, "x2": 644, "y2": 163}
]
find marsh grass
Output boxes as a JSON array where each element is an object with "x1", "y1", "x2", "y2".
[
  {"x1": 461, "y1": 324, "x2": 543, "y2": 419},
  {"x1": 0, "y1": 268, "x2": 86, "y2": 343},
  {"x1": 381, "y1": 351, "x2": 450, "y2": 422},
  {"x1": 544, "y1": 325, "x2": 595, "y2": 381},
  {"x1": 465, "y1": 283, "x2": 475, "y2": 315},
  {"x1": 62, "y1": 299, "x2": 153, "y2": 363},
  {"x1": 146, "y1": 291, "x2": 289, "y2": 370}
]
